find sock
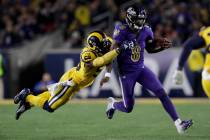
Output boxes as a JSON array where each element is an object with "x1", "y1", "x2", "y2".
[
  {"x1": 113, "y1": 101, "x2": 133, "y2": 113},
  {"x1": 159, "y1": 94, "x2": 179, "y2": 121},
  {"x1": 114, "y1": 101, "x2": 127, "y2": 112},
  {"x1": 26, "y1": 92, "x2": 50, "y2": 108}
]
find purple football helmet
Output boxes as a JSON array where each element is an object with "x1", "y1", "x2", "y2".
[{"x1": 126, "y1": 5, "x2": 147, "y2": 31}]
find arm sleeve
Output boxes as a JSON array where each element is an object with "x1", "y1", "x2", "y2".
[
  {"x1": 145, "y1": 36, "x2": 165, "y2": 53},
  {"x1": 177, "y1": 34, "x2": 206, "y2": 70},
  {"x1": 144, "y1": 26, "x2": 164, "y2": 53},
  {"x1": 92, "y1": 49, "x2": 118, "y2": 67}
]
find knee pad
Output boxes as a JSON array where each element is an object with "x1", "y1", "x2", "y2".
[{"x1": 43, "y1": 101, "x2": 54, "y2": 113}]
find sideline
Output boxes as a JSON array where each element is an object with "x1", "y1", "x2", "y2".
[{"x1": 0, "y1": 98, "x2": 209, "y2": 105}]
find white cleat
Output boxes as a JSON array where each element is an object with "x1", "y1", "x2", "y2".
[
  {"x1": 106, "y1": 97, "x2": 116, "y2": 119},
  {"x1": 175, "y1": 119, "x2": 193, "y2": 134}
]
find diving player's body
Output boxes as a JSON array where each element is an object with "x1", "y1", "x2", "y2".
[
  {"x1": 14, "y1": 31, "x2": 123, "y2": 120},
  {"x1": 100, "y1": 6, "x2": 193, "y2": 134},
  {"x1": 173, "y1": 26, "x2": 210, "y2": 98}
]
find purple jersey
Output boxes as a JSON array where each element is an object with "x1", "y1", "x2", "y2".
[{"x1": 113, "y1": 22, "x2": 153, "y2": 73}]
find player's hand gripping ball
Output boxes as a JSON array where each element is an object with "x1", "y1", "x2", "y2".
[{"x1": 155, "y1": 38, "x2": 172, "y2": 49}]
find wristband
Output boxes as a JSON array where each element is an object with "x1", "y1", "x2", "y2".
[
  {"x1": 105, "y1": 72, "x2": 111, "y2": 78},
  {"x1": 115, "y1": 47, "x2": 121, "y2": 54}
]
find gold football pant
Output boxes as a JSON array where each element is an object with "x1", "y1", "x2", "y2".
[
  {"x1": 26, "y1": 82, "x2": 79, "y2": 112},
  {"x1": 26, "y1": 69, "x2": 81, "y2": 112}
]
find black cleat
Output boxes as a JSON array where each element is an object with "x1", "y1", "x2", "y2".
[
  {"x1": 106, "y1": 97, "x2": 116, "y2": 119},
  {"x1": 14, "y1": 88, "x2": 30, "y2": 104},
  {"x1": 15, "y1": 102, "x2": 31, "y2": 120}
]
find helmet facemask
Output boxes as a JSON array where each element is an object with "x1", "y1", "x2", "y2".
[
  {"x1": 126, "y1": 7, "x2": 147, "y2": 31},
  {"x1": 87, "y1": 32, "x2": 111, "y2": 55}
]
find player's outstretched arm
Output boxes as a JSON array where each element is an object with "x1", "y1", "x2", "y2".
[
  {"x1": 100, "y1": 63, "x2": 112, "y2": 87},
  {"x1": 173, "y1": 34, "x2": 206, "y2": 84},
  {"x1": 92, "y1": 48, "x2": 120, "y2": 67},
  {"x1": 100, "y1": 41, "x2": 120, "y2": 87}
]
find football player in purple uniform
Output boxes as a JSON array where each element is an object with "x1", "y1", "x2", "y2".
[{"x1": 100, "y1": 5, "x2": 192, "y2": 134}]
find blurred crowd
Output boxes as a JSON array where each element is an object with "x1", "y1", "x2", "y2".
[
  {"x1": 144, "y1": 0, "x2": 210, "y2": 46},
  {"x1": 0, "y1": 0, "x2": 209, "y2": 49},
  {"x1": 0, "y1": 0, "x2": 60, "y2": 48}
]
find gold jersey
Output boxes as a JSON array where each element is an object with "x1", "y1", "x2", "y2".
[
  {"x1": 199, "y1": 26, "x2": 210, "y2": 46},
  {"x1": 199, "y1": 26, "x2": 210, "y2": 69},
  {"x1": 25, "y1": 34, "x2": 119, "y2": 111},
  {"x1": 72, "y1": 46, "x2": 104, "y2": 87}
]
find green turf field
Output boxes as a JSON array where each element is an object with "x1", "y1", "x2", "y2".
[{"x1": 0, "y1": 99, "x2": 210, "y2": 140}]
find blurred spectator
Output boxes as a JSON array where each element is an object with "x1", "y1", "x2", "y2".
[
  {"x1": 36, "y1": 1, "x2": 57, "y2": 33},
  {"x1": 62, "y1": 0, "x2": 90, "y2": 48},
  {"x1": 17, "y1": 6, "x2": 38, "y2": 40},
  {"x1": 173, "y1": 2, "x2": 193, "y2": 42},
  {"x1": 0, "y1": 15, "x2": 21, "y2": 48},
  {"x1": 33, "y1": 72, "x2": 55, "y2": 94}
]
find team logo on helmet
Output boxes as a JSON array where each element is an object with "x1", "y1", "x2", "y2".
[
  {"x1": 87, "y1": 31, "x2": 112, "y2": 54},
  {"x1": 126, "y1": 6, "x2": 147, "y2": 31}
]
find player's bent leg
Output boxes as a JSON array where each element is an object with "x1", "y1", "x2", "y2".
[
  {"x1": 106, "y1": 97, "x2": 134, "y2": 119},
  {"x1": 44, "y1": 82, "x2": 77, "y2": 112},
  {"x1": 106, "y1": 74, "x2": 136, "y2": 119},
  {"x1": 115, "y1": 74, "x2": 135, "y2": 113}
]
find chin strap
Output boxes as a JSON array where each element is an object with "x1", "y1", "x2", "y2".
[{"x1": 125, "y1": 18, "x2": 143, "y2": 31}]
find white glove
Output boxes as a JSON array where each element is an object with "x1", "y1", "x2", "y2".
[
  {"x1": 202, "y1": 67, "x2": 210, "y2": 81},
  {"x1": 172, "y1": 70, "x2": 183, "y2": 85}
]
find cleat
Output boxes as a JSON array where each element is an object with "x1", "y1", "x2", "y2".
[
  {"x1": 14, "y1": 88, "x2": 30, "y2": 104},
  {"x1": 176, "y1": 119, "x2": 193, "y2": 134},
  {"x1": 15, "y1": 102, "x2": 31, "y2": 120},
  {"x1": 106, "y1": 97, "x2": 116, "y2": 119}
]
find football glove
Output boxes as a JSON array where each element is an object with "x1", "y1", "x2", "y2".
[{"x1": 172, "y1": 70, "x2": 183, "y2": 85}]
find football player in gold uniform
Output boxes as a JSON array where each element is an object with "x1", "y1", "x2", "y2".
[
  {"x1": 173, "y1": 26, "x2": 210, "y2": 98},
  {"x1": 14, "y1": 31, "x2": 122, "y2": 120}
]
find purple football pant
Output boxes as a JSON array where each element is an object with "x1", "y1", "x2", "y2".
[{"x1": 114, "y1": 66, "x2": 179, "y2": 121}]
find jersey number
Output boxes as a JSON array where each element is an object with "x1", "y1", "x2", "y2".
[{"x1": 131, "y1": 46, "x2": 140, "y2": 62}]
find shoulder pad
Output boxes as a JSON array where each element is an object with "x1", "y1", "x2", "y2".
[
  {"x1": 143, "y1": 25, "x2": 152, "y2": 30},
  {"x1": 115, "y1": 22, "x2": 127, "y2": 30}
]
